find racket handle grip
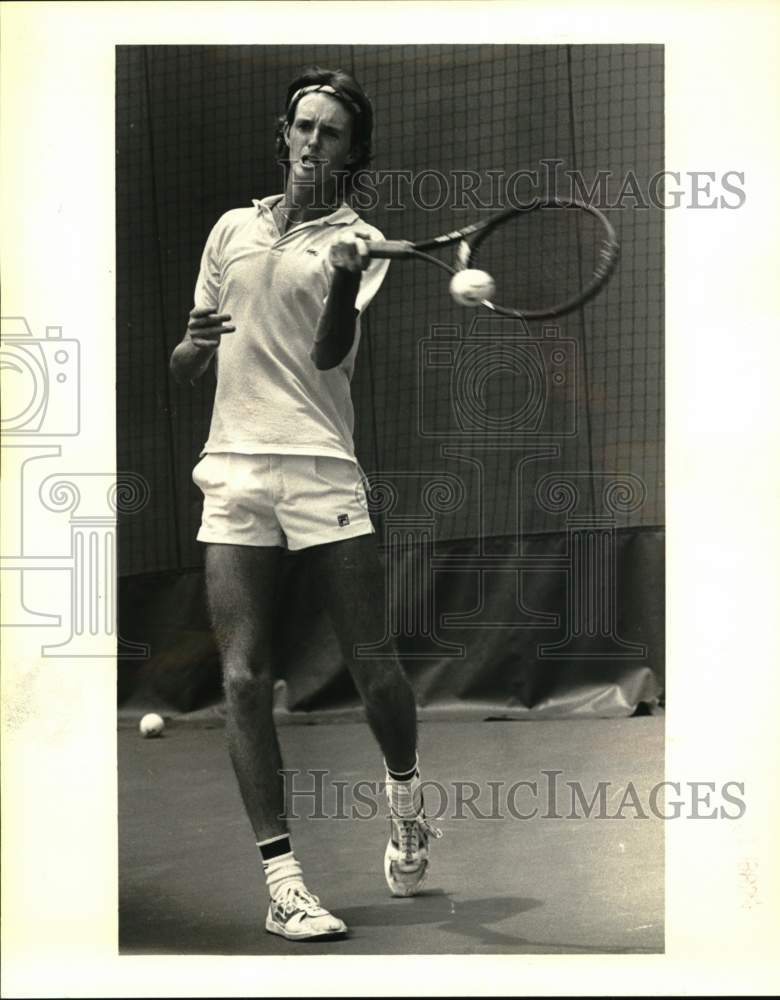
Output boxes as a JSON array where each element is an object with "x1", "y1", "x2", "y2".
[
  {"x1": 365, "y1": 239, "x2": 415, "y2": 259},
  {"x1": 329, "y1": 239, "x2": 414, "y2": 267}
]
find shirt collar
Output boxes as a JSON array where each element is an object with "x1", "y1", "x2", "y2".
[{"x1": 252, "y1": 194, "x2": 358, "y2": 227}]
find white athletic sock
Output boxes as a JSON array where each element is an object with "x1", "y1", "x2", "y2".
[
  {"x1": 385, "y1": 756, "x2": 423, "y2": 819},
  {"x1": 257, "y1": 834, "x2": 304, "y2": 899}
]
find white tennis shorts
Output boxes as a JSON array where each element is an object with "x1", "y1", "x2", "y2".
[{"x1": 192, "y1": 453, "x2": 375, "y2": 550}]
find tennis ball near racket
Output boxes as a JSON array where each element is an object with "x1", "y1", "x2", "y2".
[
  {"x1": 449, "y1": 269, "x2": 496, "y2": 307},
  {"x1": 139, "y1": 713, "x2": 165, "y2": 738}
]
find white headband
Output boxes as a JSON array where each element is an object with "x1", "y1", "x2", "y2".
[{"x1": 288, "y1": 83, "x2": 363, "y2": 117}]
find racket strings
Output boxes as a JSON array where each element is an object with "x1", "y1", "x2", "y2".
[{"x1": 464, "y1": 206, "x2": 616, "y2": 318}]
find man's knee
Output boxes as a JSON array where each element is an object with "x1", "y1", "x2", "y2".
[
  {"x1": 222, "y1": 651, "x2": 275, "y2": 702},
  {"x1": 219, "y1": 623, "x2": 274, "y2": 701}
]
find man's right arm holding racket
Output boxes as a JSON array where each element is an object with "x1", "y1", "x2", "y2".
[{"x1": 310, "y1": 231, "x2": 372, "y2": 370}]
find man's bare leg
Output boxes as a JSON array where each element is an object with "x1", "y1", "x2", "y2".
[
  {"x1": 204, "y1": 541, "x2": 347, "y2": 938},
  {"x1": 204, "y1": 543, "x2": 286, "y2": 839},
  {"x1": 305, "y1": 533, "x2": 418, "y2": 773},
  {"x1": 305, "y1": 533, "x2": 438, "y2": 896}
]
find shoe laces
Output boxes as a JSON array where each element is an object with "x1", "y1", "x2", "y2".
[
  {"x1": 398, "y1": 814, "x2": 442, "y2": 858},
  {"x1": 275, "y1": 882, "x2": 321, "y2": 917}
]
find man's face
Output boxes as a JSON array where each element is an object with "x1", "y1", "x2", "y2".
[{"x1": 284, "y1": 92, "x2": 355, "y2": 196}]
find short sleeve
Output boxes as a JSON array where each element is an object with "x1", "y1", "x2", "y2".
[
  {"x1": 193, "y1": 220, "x2": 222, "y2": 311},
  {"x1": 355, "y1": 255, "x2": 391, "y2": 314}
]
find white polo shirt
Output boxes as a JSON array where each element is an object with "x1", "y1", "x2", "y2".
[{"x1": 194, "y1": 194, "x2": 390, "y2": 462}]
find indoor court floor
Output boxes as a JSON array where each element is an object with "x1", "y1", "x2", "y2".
[{"x1": 119, "y1": 717, "x2": 664, "y2": 956}]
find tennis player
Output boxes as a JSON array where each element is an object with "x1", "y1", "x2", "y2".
[{"x1": 170, "y1": 67, "x2": 439, "y2": 942}]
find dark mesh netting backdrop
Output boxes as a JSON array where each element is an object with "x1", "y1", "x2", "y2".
[{"x1": 117, "y1": 45, "x2": 664, "y2": 719}]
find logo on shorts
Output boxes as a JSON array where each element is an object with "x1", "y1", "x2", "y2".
[{"x1": 337, "y1": 513, "x2": 350, "y2": 527}]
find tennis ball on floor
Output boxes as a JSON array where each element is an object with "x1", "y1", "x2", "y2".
[
  {"x1": 139, "y1": 713, "x2": 165, "y2": 738},
  {"x1": 449, "y1": 269, "x2": 496, "y2": 306}
]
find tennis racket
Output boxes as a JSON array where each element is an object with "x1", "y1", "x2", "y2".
[{"x1": 331, "y1": 198, "x2": 619, "y2": 320}]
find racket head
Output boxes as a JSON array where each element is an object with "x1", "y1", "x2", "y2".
[{"x1": 456, "y1": 199, "x2": 620, "y2": 320}]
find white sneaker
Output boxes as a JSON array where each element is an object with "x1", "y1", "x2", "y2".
[
  {"x1": 384, "y1": 813, "x2": 442, "y2": 897},
  {"x1": 265, "y1": 883, "x2": 348, "y2": 941}
]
